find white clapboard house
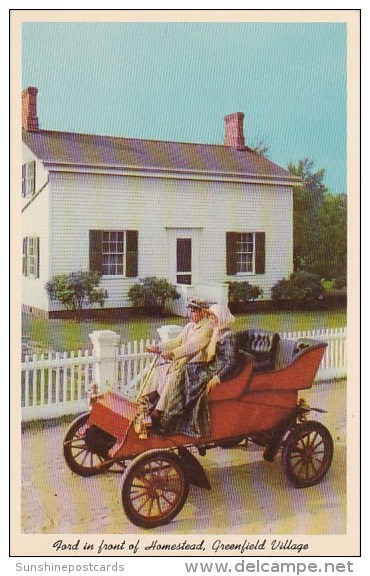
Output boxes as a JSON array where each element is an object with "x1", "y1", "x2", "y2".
[{"x1": 21, "y1": 86, "x2": 301, "y2": 317}]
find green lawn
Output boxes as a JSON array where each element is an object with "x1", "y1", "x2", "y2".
[{"x1": 22, "y1": 307, "x2": 346, "y2": 356}]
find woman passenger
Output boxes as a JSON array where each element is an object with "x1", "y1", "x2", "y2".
[{"x1": 160, "y1": 304, "x2": 236, "y2": 437}]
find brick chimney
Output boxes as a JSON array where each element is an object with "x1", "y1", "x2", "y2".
[
  {"x1": 224, "y1": 112, "x2": 246, "y2": 150},
  {"x1": 22, "y1": 87, "x2": 39, "y2": 132}
]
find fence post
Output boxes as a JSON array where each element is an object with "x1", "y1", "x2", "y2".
[
  {"x1": 157, "y1": 325, "x2": 183, "y2": 342},
  {"x1": 89, "y1": 330, "x2": 120, "y2": 393}
]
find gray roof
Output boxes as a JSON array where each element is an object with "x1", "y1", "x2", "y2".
[{"x1": 22, "y1": 129, "x2": 300, "y2": 183}]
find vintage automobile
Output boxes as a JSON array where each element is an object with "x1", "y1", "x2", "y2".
[{"x1": 63, "y1": 328, "x2": 334, "y2": 529}]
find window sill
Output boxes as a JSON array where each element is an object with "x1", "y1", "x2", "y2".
[{"x1": 102, "y1": 275, "x2": 126, "y2": 279}]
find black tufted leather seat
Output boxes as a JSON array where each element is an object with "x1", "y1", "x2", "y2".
[{"x1": 235, "y1": 329, "x2": 280, "y2": 373}]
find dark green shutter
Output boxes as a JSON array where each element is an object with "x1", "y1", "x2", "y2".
[
  {"x1": 89, "y1": 230, "x2": 103, "y2": 273},
  {"x1": 22, "y1": 237, "x2": 28, "y2": 276},
  {"x1": 126, "y1": 230, "x2": 138, "y2": 277},
  {"x1": 35, "y1": 237, "x2": 40, "y2": 278},
  {"x1": 255, "y1": 232, "x2": 266, "y2": 274},
  {"x1": 30, "y1": 161, "x2": 36, "y2": 195},
  {"x1": 226, "y1": 232, "x2": 238, "y2": 275},
  {"x1": 22, "y1": 165, "x2": 26, "y2": 197}
]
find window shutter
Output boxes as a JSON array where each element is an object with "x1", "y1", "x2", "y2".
[
  {"x1": 29, "y1": 161, "x2": 36, "y2": 195},
  {"x1": 255, "y1": 232, "x2": 266, "y2": 274},
  {"x1": 34, "y1": 237, "x2": 40, "y2": 278},
  {"x1": 22, "y1": 165, "x2": 26, "y2": 197},
  {"x1": 22, "y1": 238, "x2": 28, "y2": 276},
  {"x1": 126, "y1": 230, "x2": 138, "y2": 277},
  {"x1": 89, "y1": 230, "x2": 103, "y2": 273},
  {"x1": 226, "y1": 232, "x2": 238, "y2": 275}
]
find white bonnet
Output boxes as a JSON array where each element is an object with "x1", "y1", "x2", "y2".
[{"x1": 208, "y1": 304, "x2": 235, "y2": 329}]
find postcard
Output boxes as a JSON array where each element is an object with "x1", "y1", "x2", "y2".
[{"x1": 10, "y1": 8, "x2": 360, "y2": 564}]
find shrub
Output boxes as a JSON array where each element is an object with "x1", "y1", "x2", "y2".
[
  {"x1": 45, "y1": 271, "x2": 108, "y2": 319},
  {"x1": 334, "y1": 275, "x2": 347, "y2": 290},
  {"x1": 227, "y1": 281, "x2": 263, "y2": 304},
  {"x1": 128, "y1": 277, "x2": 180, "y2": 314},
  {"x1": 271, "y1": 271, "x2": 325, "y2": 308}
]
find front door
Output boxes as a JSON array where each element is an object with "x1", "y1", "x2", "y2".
[
  {"x1": 176, "y1": 238, "x2": 192, "y2": 285},
  {"x1": 167, "y1": 227, "x2": 201, "y2": 287}
]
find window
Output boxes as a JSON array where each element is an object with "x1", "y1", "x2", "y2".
[
  {"x1": 22, "y1": 237, "x2": 39, "y2": 277},
  {"x1": 89, "y1": 230, "x2": 138, "y2": 277},
  {"x1": 236, "y1": 233, "x2": 254, "y2": 273},
  {"x1": 226, "y1": 232, "x2": 265, "y2": 275},
  {"x1": 102, "y1": 231, "x2": 124, "y2": 275},
  {"x1": 22, "y1": 161, "x2": 36, "y2": 198}
]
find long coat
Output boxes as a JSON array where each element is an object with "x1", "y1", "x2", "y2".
[
  {"x1": 160, "y1": 316, "x2": 213, "y2": 365},
  {"x1": 146, "y1": 316, "x2": 213, "y2": 411}
]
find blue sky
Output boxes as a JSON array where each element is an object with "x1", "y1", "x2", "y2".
[{"x1": 22, "y1": 21, "x2": 347, "y2": 193}]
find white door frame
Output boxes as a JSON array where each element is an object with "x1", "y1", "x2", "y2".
[{"x1": 166, "y1": 227, "x2": 202, "y2": 286}]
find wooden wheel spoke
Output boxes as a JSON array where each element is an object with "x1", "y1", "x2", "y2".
[
  {"x1": 304, "y1": 462, "x2": 311, "y2": 479},
  {"x1": 312, "y1": 453, "x2": 324, "y2": 463},
  {"x1": 128, "y1": 482, "x2": 155, "y2": 514},
  {"x1": 291, "y1": 448, "x2": 304, "y2": 457},
  {"x1": 300, "y1": 436, "x2": 309, "y2": 448},
  {"x1": 131, "y1": 488, "x2": 149, "y2": 502},
  {"x1": 72, "y1": 447, "x2": 89, "y2": 459},
  {"x1": 131, "y1": 480, "x2": 147, "y2": 490},
  {"x1": 160, "y1": 492, "x2": 176, "y2": 507},
  {"x1": 290, "y1": 456, "x2": 304, "y2": 469},
  {"x1": 162, "y1": 486, "x2": 180, "y2": 496},
  {"x1": 79, "y1": 449, "x2": 93, "y2": 467},
  {"x1": 283, "y1": 423, "x2": 333, "y2": 487},
  {"x1": 130, "y1": 477, "x2": 172, "y2": 517},
  {"x1": 138, "y1": 471, "x2": 155, "y2": 488},
  {"x1": 137, "y1": 494, "x2": 153, "y2": 514},
  {"x1": 64, "y1": 436, "x2": 86, "y2": 447},
  {"x1": 308, "y1": 460, "x2": 320, "y2": 475},
  {"x1": 312, "y1": 448, "x2": 325, "y2": 455},
  {"x1": 291, "y1": 449, "x2": 323, "y2": 476},
  {"x1": 122, "y1": 451, "x2": 189, "y2": 527},
  {"x1": 311, "y1": 438, "x2": 324, "y2": 452},
  {"x1": 292, "y1": 459, "x2": 306, "y2": 476},
  {"x1": 153, "y1": 495, "x2": 162, "y2": 516},
  {"x1": 70, "y1": 441, "x2": 88, "y2": 450},
  {"x1": 64, "y1": 414, "x2": 114, "y2": 476},
  {"x1": 306, "y1": 430, "x2": 322, "y2": 446}
]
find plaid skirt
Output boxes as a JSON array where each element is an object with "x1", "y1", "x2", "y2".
[{"x1": 160, "y1": 361, "x2": 215, "y2": 438}]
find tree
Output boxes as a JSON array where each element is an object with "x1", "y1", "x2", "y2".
[
  {"x1": 250, "y1": 137, "x2": 270, "y2": 157},
  {"x1": 45, "y1": 270, "x2": 108, "y2": 319},
  {"x1": 312, "y1": 193, "x2": 347, "y2": 283},
  {"x1": 288, "y1": 158, "x2": 328, "y2": 273}
]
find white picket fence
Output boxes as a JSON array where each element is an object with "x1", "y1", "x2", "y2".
[
  {"x1": 21, "y1": 327, "x2": 347, "y2": 422},
  {"x1": 21, "y1": 350, "x2": 96, "y2": 421},
  {"x1": 281, "y1": 327, "x2": 347, "y2": 380}
]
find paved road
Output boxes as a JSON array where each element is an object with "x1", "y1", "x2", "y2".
[{"x1": 21, "y1": 380, "x2": 346, "y2": 536}]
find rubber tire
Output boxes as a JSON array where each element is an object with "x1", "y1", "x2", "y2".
[
  {"x1": 281, "y1": 420, "x2": 334, "y2": 488},
  {"x1": 121, "y1": 449, "x2": 189, "y2": 528},
  {"x1": 63, "y1": 413, "x2": 112, "y2": 477}
]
